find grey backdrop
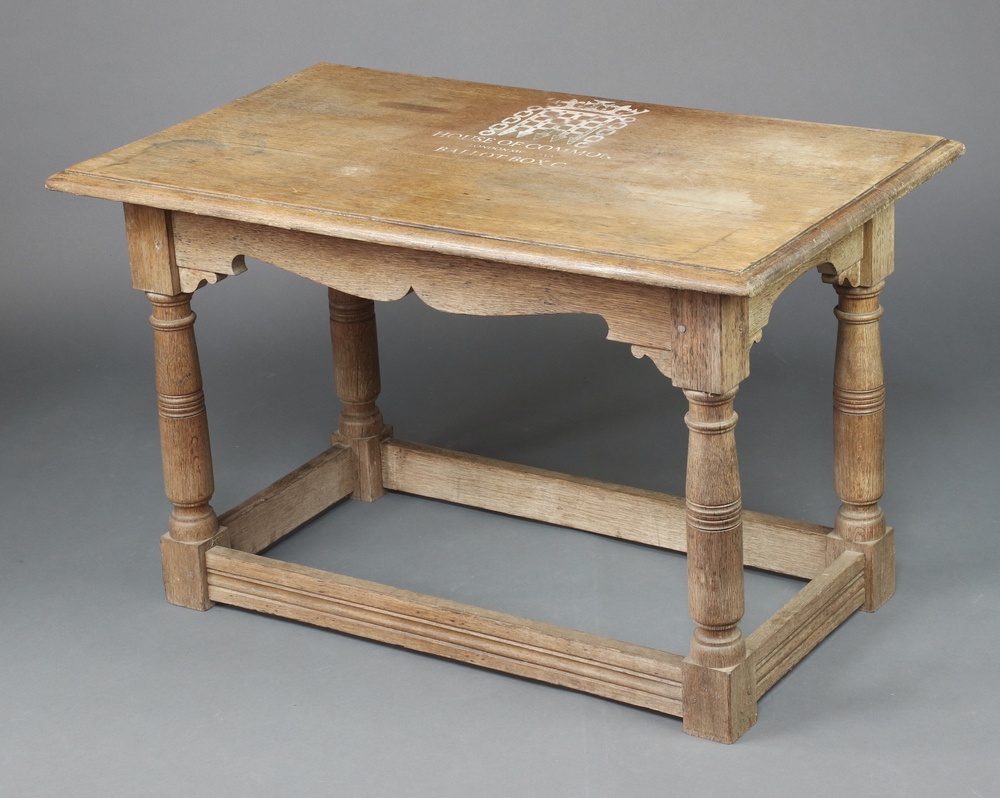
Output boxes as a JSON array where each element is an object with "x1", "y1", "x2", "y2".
[{"x1": 3, "y1": 2, "x2": 998, "y2": 795}]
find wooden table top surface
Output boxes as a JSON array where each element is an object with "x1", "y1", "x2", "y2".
[{"x1": 48, "y1": 63, "x2": 963, "y2": 295}]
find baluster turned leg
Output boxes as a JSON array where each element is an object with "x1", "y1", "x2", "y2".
[
  {"x1": 148, "y1": 292, "x2": 228, "y2": 610},
  {"x1": 831, "y1": 281, "x2": 894, "y2": 611},
  {"x1": 682, "y1": 388, "x2": 756, "y2": 743},
  {"x1": 328, "y1": 288, "x2": 390, "y2": 501}
]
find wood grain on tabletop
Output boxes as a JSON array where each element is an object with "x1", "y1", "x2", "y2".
[{"x1": 46, "y1": 63, "x2": 961, "y2": 293}]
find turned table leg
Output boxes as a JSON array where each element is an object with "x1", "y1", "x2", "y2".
[
  {"x1": 682, "y1": 387, "x2": 756, "y2": 743},
  {"x1": 830, "y1": 281, "x2": 894, "y2": 611},
  {"x1": 148, "y1": 292, "x2": 228, "y2": 610},
  {"x1": 328, "y1": 288, "x2": 390, "y2": 501}
]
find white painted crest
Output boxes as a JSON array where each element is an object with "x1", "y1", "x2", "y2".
[{"x1": 480, "y1": 98, "x2": 649, "y2": 147}]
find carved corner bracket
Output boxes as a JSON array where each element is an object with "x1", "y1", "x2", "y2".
[
  {"x1": 747, "y1": 220, "x2": 869, "y2": 347},
  {"x1": 816, "y1": 204, "x2": 894, "y2": 290},
  {"x1": 178, "y1": 256, "x2": 248, "y2": 293},
  {"x1": 630, "y1": 345, "x2": 673, "y2": 378},
  {"x1": 124, "y1": 203, "x2": 248, "y2": 296}
]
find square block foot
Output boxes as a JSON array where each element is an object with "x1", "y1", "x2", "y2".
[
  {"x1": 331, "y1": 426, "x2": 393, "y2": 502},
  {"x1": 161, "y1": 529, "x2": 229, "y2": 611},
  {"x1": 827, "y1": 527, "x2": 894, "y2": 612},
  {"x1": 682, "y1": 656, "x2": 757, "y2": 744}
]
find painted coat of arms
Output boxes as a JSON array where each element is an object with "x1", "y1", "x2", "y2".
[{"x1": 480, "y1": 98, "x2": 649, "y2": 148}]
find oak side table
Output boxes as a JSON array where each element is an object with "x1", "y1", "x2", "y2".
[{"x1": 47, "y1": 64, "x2": 963, "y2": 743}]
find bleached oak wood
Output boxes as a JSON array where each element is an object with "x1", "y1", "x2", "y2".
[
  {"x1": 818, "y1": 207, "x2": 895, "y2": 612},
  {"x1": 147, "y1": 292, "x2": 228, "y2": 610},
  {"x1": 681, "y1": 654, "x2": 756, "y2": 745},
  {"x1": 205, "y1": 547, "x2": 684, "y2": 716},
  {"x1": 47, "y1": 64, "x2": 965, "y2": 742},
  {"x1": 48, "y1": 65, "x2": 963, "y2": 296},
  {"x1": 827, "y1": 528, "x2": 895, "y2": 617},
  {"x1": 682, "y1": 389, "x2": 747, "y2": 669},
  {"x1": 748, "y1": 551, "x2": 865, "y2": 697},
  {"x1": 672, "y1": 293, "x2": 750, "y2": 393},
  {"x1": 170, "y1": 212, "x2": 677, "y2": 357},
  {"x1": 124, "y1": 204, "x2": 180, "y2": 295},
  {"x1": 818, "y1": 205, "x2": 894, "y2": 289},
  {"x1": 831, "y1": 281, "x2": 886, "y2": 543},
  {"x1": 165, "y1": 211, "x2": 875, "y2": 387},
  {"x1": 381, "y1": 439, "x2": 830, "y2": 578},
  {"x1": 178, "y1": 268, "x2": 224, "y2": 294},
  {"x1": 328, "y1": 288, "x2": 391, "y2": 501},
  {"x1": 177, "y1": 257, "x2": 247, "y2": 294},
  {"x1": 860, "y1": 205, "x2": 895, "y2": 287},
  {"x1": 153, "y1": 208, "x2": 877, "y2": 388},
  {"x1": 681, "y1": 387, "x2": 756, "y2": 743},
  {"x1": 751, "y1": 224, "x2": 864, "y2": 342},
  {"x1": 220, "y1": 445, "x2": 356, "y2": 554},
  {"x1": 824, "y1": 270, "x2": 893, "y2": 611}
]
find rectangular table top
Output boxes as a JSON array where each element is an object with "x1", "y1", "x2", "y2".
[{"x1": 47, "y1": 64, "x2": 963, "y2": 295}]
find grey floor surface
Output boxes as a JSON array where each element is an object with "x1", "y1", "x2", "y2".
[{"x1": 4, "y1": 2, "x2": 999, "y2": 796}]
